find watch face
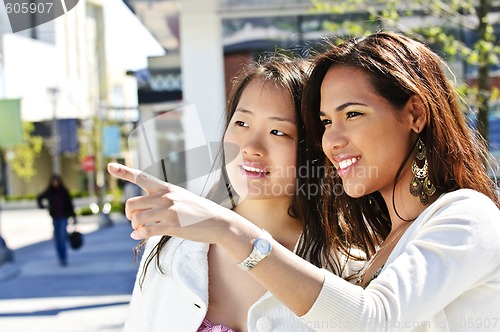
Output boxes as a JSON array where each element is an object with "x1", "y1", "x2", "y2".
[{"x1": 254, "y1": 238, "x2": 272, "y2": 254}]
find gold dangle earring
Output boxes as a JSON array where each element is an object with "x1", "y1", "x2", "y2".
[{"x1": 409, "y1": 138, "x2": 436, "y2": 205}]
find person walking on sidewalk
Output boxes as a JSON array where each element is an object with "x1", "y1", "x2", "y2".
[{"x1": 37, "y1": 174, "x2": 76, "y2": 267}]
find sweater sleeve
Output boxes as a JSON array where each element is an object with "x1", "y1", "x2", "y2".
[
  {"x1": 37, "y1": 189, "x2": 48, "y2": 209},
  {"x1": 66, "y1": 190, "x2": 76, "y2": 217},
  {"x1": 300, "y1": 189, "x2": 500, "y2": 332}
]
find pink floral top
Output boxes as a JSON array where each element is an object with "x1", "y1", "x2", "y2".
[{"x1": 197, "y1": 318, "x2": 235, "y2": 332}]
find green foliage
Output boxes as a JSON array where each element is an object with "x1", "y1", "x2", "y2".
[
  {"x1": 110, "y1": 201, "x2": 124, "y2": 213},
  {"x1": 9, "y1": 122, "x2": 43, "y2": 183},
  {"x1": 75, "y1": 202, "x2": 123, "y2": 216},
  {"x1": 4, "y1": 193, "x2": 37, "y2": 201},
  {"x1": 76, "y1": 206, "x2": 94, "y2": 216}
]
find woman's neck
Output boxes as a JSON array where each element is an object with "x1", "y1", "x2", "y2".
[
  {"x1": 380, "y1": 169, "x2": 440, "y2": 230},
  {"x1": 233, "y1": 198, "x2": 302, "y2": 251}
]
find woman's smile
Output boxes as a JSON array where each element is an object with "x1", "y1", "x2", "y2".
[
  {"x1": 239, "y1": 163, "x2": 270, "y2": 178},
  {"x1": 333, "y1": 156, "x2": 361, "y2": 177}
]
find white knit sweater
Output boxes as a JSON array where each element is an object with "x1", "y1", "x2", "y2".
[
  {"x1": 124, "y1": 236, "x2": 319, "y2": 331},
  {"x1": 301, "y1": 189, "x2": 500, "y2": 331}
]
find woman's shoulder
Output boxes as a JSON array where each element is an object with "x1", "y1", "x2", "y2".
[
  {"x1": 443, "y1": 188, "x2": 497, "y2": 201},
  {"x1": 425, "y1": 189, "x2": 499, "y2": 218},
  {"x1": 415, "y1": 189, "x2": 500, "y2": 251}
]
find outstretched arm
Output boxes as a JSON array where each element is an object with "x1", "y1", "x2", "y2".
[
  {"x1": 107, "y1": 162, "x2": 325, "y2": 316},
  {"x1": 108, "y1": 163, "x2": 500, "y2": 331},
  {"x1": 37, "y1": 190, "x2": 47, "y2": 209}
]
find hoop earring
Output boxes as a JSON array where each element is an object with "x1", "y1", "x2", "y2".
[{"x1": 409, "y1": 138, "x2": 436, "y2": 205}]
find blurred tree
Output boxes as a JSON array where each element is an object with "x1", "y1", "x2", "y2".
[
  {"x1": 311, "y1": 0, "x2": 500, "y2": 143},
  {"x1": 9, "y1": 122, "x2": 43, "y2": 194}
]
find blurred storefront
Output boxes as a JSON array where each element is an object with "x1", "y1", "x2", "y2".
[
  {"x1": 122, "y1": 0, "x2": 500, "y2": 188},
  {"x1": 0, "y1": 0, "x2": 144, "y2": 197}
]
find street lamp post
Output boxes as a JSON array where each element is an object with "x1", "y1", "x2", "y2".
[{"x1": 47, "y1": 87, "x2": 61, "y2": 175}]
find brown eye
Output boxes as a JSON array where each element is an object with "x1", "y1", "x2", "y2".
[
  {"x1": 346, "y1": 111, "x2": 362, "y2": 119},
  {"x1": 235, "y1": 121, "x2": 249, "y2": 127},
  {"x1": 270, "y1": 129, "x2": 286, "y2": 136}
]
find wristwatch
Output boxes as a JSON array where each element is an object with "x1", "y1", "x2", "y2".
[{"x1": 238, "y1": 230, "x2": 273, "y2": 271}]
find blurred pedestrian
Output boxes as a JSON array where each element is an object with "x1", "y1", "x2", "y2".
[{"x1": 37, "y1": 174, "x2": 76, "y2": 267}]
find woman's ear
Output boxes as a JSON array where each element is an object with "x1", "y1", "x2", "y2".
[{"x1": 407, "y1": 95, "x2": 427, "y2": 134}]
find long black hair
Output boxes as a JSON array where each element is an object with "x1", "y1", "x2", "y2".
[{"x1": 45, "y1": 174, "x2": 70, "y2": 193}]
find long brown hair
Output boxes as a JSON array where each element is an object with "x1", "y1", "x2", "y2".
[
  {"x1": 137, "y1": 53, "x2": 342, "y2": 286},
  {"x1": 302, "y1": 31, "x2": 500, "y2": 261}
]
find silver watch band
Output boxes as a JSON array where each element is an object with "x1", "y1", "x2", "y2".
[
  {"x1": 239, "y1": 254, "x2": 262, "y2": 271},
  {"x1": 238, "y1": 230, "x2": 272, "y2": 271}
]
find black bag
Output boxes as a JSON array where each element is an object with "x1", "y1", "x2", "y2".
[
  {"x1": 68, "y1": 217, "x2": 83, "y2": 250},
  {"x1": 69, "y1": 231, "x2": 83, "y2": 249}
]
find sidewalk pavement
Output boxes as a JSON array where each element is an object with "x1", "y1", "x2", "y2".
[{"x1": 0, "y1": 214, "x2": 140, "y2": 332}]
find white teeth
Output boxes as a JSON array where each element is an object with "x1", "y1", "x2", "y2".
[
  {"x1": 242, "y1": 165, "x2": 266, "y2": 173},
  {"x1": 338, "y1": 158, "x2": 359, "y2": 170}
]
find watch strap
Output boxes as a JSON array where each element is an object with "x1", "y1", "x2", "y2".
[{"x1": 238, "y1": 230, "x2": 272, "y2": 271}]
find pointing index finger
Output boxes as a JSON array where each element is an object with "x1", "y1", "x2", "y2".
[{"x1": 107, "y1": 163, "x2": 167, "y2": 194}]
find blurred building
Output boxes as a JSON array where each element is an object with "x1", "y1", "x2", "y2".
[
  {"x1": 0, "y1": 0, "x2": 139, "y2": 197},
  {"x1": 122, "y1": 0, "x2": 500, "y2": 188}
]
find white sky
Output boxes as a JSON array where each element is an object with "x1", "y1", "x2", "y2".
[{"x1": 104, "y1": 0, "x2": 165, "y2": 70}]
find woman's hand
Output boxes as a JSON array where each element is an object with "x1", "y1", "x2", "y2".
[
  {"x1": 107, "y1": 163, "x2": 259, "y2": 247},
  {"x1": 108, "y1": 163, "x2": 324, "y2": 316}
]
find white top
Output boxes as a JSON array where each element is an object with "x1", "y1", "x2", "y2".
[
  {"x1": 124, "y1": 236, "x2": 320, "y2": 331},
  {"x1": 301, "y1": 189, "x2": 500, "y2": 331}
]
